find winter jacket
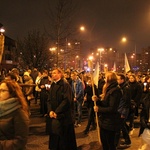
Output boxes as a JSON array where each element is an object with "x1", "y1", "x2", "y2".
[
  {"x1": 0, "y1": 108, "x2": 29, "y2": 150},
  {"x1": 98, "y1": 82, "x2": 122, "y2": 131}
]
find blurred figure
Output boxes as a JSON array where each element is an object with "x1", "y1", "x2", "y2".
[
  {"x1": 0, "y1": 79, "x2": 29, "y2": 150},
  {"x1": 71, "y1": 71, "x2": 84, "y2": 127},
  {"x1": 39, "y1": 70, "x2": 50, "y2": 117},
  {"x1": 116, "y1": 73, "x2": 131, "y2": 148},
  {"x1": 141, "y1": 75, "x2": 150, "y2": 105},
  {"x1": 34, "y1": 71, "x2": 42, "y2": 104},
  {"x1": 98, "y1": 73, "x2": 105, "y2": 96},
  {"x1": 128, "y1": 74, "x2": 142, "y2": 132},
  {"x1": 83, "y1": 78, "x2": 98, "y2": 134},
  {"x1": 5, "y1": 72, "x2": 17, "y2": 81},
  {"x1": 138, "y1": 90, "x2": 150, "y2": 150},
  {"x1": 47, "y1": 68, "x2": 77, "y2": 150},
  {"x1": 11, "y1": 68, "x2": 23, "y2": 83},
  {"x1": 93, "y1": 72, "x2": 122, "y2": 150},
  {"x1": 30, "y1": 68, "x2": 39, "y2": 98},
  {"x1": 22, "y1": 71, "x2": 34, "y2": 106},
  {"x1": 64, "y1": 71, "x2": 72, "y2": 85}
]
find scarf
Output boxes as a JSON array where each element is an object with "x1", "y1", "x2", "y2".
[{"x1": 0, "y1": 97, "x2": 21, "y2": 117}]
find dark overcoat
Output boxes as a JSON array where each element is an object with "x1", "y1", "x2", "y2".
[{"x1": 47, "y1": 79, "x2": 77, "y2": 150}]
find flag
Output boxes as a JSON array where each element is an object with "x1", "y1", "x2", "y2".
[
  {"x1": 88, "y1": 60, "x2": 93, "y2": 69},
  {"x1": 93, "y1": 62, "x2": 99, "y2": 88},
  {"x1": 125, "y1": 53, "x2": 130, "y2": 73}
]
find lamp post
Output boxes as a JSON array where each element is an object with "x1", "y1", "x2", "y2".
[
  {"x1": 98, "y1": 48, "x2": 104, "y2": 72},
  {"x1": 0, "y1": 28, "x2": 5, "y2": 64},
  {"x1": 121, "y1": 37, "x2": 137, "y2": 67},
  {"x1": 75, "y1": 55, "x2": 79, "y2": 70}
]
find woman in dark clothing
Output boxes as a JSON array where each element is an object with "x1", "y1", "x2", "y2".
[
  {"x1": 128, "y1": 74, "x2": 142, "y2": 131},
  {"x1": 93, "y1": 72, "x2": 122, "y2": 150},
  {"x1": 47, "y1": 68, "x2": 77, "y2": 150},
  {"x1": 83, "y1": 78, "x2": 98, "y2": 134}
]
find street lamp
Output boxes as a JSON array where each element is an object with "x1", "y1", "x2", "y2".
[
  {"x1": 121, "y1": 37, "x2": 137, "y2": 67},
  {"x1": 80, "y1": 26, "x2": 85, "y2": 31},
  {"x1": 98, "y1": 48, "x2": 104, "y2": 72}
]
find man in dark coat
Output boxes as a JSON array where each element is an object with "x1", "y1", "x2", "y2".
[
  {"x1": 47, "y1": 68, "x2": 77, "y2": 150},
  {"x1": 39, "y1": 70, "x2": 50, "y2": 117},
  {"x1": 116, "y1": 73, "x2": 131, "y2": 147}
]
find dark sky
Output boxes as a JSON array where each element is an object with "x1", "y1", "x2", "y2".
[{"x1": 0, "y1": 0, "x2": 150, "y2": 53}]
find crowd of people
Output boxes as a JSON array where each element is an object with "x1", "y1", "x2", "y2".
[{"x1": 0, "y1": 67, "x2": 150, "y2": 150}]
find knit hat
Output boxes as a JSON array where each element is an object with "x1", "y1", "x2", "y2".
[{"x1": 23, "y1": 72, "x2": 30, "y2": 77}]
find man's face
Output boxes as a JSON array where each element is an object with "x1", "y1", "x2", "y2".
[
  {"x1": 117, "y1": 76, "x2": 124, "y2": 85},
  {"x1": 52, "y1": 70, "x2": 61, "y2": 81},
  {"x1": 64, "y1": 73, "x2": 68, "y2": 79},
  {"x1": 71, "y1": 74, "x2": 76, "y2": 81}
]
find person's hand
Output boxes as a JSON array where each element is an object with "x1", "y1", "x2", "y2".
[
  {"x1": 94, "y1": 106, "x2": 99, "y2": 112},
  {"x1": 49, "y1": 111, "x2": 57, "y2": 118},
  {"x1": 92, "y1": 95, "x2": 98, "y2": 101},
  {"x1": 40, "y1": 85, "x2": 45, "y2": 89},
  {"x1": 84, "y1": 96, "x2": 87, "y2": 101},
  {"x1": 121, "y1": 115, "x2": 125, "y2": 118},
  {"x1": 74, "y1": 97, "x2": 77, "y2": 101}
]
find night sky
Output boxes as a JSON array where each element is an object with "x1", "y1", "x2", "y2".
[{"x1": 0, "y1": 0, "x2": 150, "y2": 53}]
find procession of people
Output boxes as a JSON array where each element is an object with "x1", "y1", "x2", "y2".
[{"x1": 0, "y1": 67, "x2": 150, "y2": 150}]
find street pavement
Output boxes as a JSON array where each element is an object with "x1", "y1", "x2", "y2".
[{"x1": 26, "y1": 101, "x2": 142, "y2": 150}]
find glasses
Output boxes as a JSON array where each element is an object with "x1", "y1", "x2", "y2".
[{"x1": 0, "y1": 89, "x2": 9, "y2": 93}]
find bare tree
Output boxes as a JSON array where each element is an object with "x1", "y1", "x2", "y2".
[
  {"x1": 46, "y1": 0, "x2": 79, "y2": 67},
  {"x1": 16, "y1": 30, "x2": 52, "y2": 69}
]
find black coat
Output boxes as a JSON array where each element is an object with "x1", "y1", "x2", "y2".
[
  {"x1": 98, "y1": 82, "x2": 122, "y2": 131},
  {"x1": 47, "y1": 79, "x2": 77, "y2": 150},
  {"x1": 139, "y1": 92, "x2": 150, "y2": 136},
  {"x1": 128, "y1": 81, "x2": 142, "y2": 105},
  {"x1": 84, "y1": 84, "x2": 98, "y2": 108},
  {"x1": 47, "y1": 79, "x2": 74, "y2": 125}
]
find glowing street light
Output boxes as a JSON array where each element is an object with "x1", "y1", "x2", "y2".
[
  {"x1": 0, "y1": 28, "x2": 5, "y2": 35},
  {"x1": 121, "y1": 37, "x2": 137, "y2": 67},
  {"x1": 49, "y1": 47, "x2": 57, "y2": 52},
  {"x1": 80, "y1": 26, "x2": 85, "y2": 31},
  {"x1": 121, "y1": 37, "x2": 127, "y2": 42}
]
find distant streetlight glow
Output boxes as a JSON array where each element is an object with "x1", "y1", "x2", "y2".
[
  {"x1": 49, "y1": 47, "x2": 57, "y2": 51},
  {"x1": 88, "y1": 55, "x2": 93, "y2": 60},
  {"x1": 121, "y1": 37, "x2": 137, "y2": 67},
  {"x1": 122, "y1": 37, "x2": 127, "y2": 42},
  {"x1": 68, "y1": 42, "x2": 71, "y2": 46},
  {"x1": 80, "y1": 26, "x2": 85, "y2": 31},
  {"x1": 0, "y1": 28, "x2": 5, "y2": 35}
]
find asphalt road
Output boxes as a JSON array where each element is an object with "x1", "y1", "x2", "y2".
[{"x1": 26, "y1": 101, "x2": 142, "y2": 150}]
